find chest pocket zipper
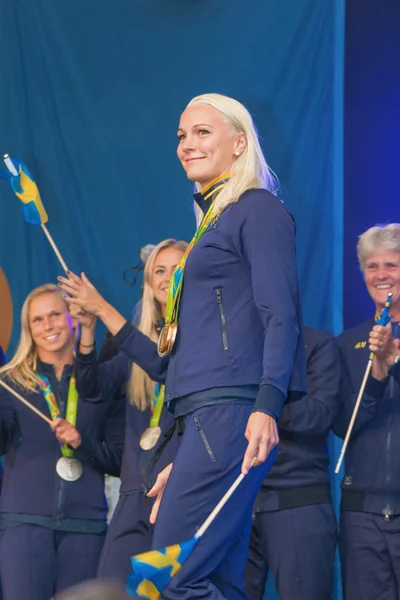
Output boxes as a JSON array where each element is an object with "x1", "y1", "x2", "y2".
[
  {"x1": 194, "y1": 416, "x2": 216, "y2": 463},
  {"x1": 215, "y1": 288, "x2": 228, "y2": 351}
]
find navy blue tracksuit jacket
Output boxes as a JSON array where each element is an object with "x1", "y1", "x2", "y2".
[
  {"x1": 105, "y1": 188, "x2": 306, "y2": 422},
  {"x1": 334, "y1": 318, "x2": 400, "y2": 515},
  {"x1": 0, "y1": 361, "x2": 125, "y2": 526},
  {"x1": 0, "y1": 360, "x2": 125, "y2": 599}
]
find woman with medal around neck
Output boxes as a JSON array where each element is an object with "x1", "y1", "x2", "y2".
[
  {"x1": 93, "y1": 239, "x2": 187, "y2": 583},
  {"x1": 59, "y1": 93, "x2": 306, "y2": 600},
  {"x1": 0, "y1": 284, "x2": 125, "y2": 600}
]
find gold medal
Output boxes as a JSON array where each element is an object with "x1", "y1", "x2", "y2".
[
  {"x1": 56, "y1": 457, "x2": 83, "y2": 482},
  {"x1": 157, "y1": 322, "x2": 178, "y2": 357},
  {"x1": 140, "y1": 425, "x2": 162, "y2": 450}
]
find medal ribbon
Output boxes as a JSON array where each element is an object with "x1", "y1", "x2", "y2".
[
  {"x1": 38, "y1": 374, "x2": 78, "y2": 458},
  {"x1": 150, "y1": 383, "x2": 165, "y2": 428},
  {"x1": 164, "y1": 172, "x2": 230, "y2": 326}
]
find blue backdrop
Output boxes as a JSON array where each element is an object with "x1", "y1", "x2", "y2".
[{"x1": 0, "y1": 1, "x2": 344, "y2": 598}]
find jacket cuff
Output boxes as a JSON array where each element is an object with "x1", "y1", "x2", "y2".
[
  {"x1": 365, "y1": 375, "x2": 388, "y2": 399},
  {"x1": 72, "y1": 437, "x2": 96, "y2": 461},
  {"x1": 388, "y1": 360, "x2": 400, "y2": 379},
  {"x1": 253, "y1": 384, "x2": 285, "y2": 421},
  {"x1": 75, "y1": 348, "x2": 97, "y2": 364},
  {"x1": 113, "y1": 322, "x2": 134, "y2": 347}
]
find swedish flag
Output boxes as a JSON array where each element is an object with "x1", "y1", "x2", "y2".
[
  {"x1": 126, "y1": 537, "x2": 199, "y2": 599},
  {"x1": 2, "y1": 157, "x2": 48, "y2": 224}
]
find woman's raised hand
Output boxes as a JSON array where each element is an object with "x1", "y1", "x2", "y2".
[{"x1": 58, "y1": 272, "x2": 106, "y2": 318}]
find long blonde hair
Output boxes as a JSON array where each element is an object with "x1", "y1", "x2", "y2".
[
  {"x1": 186, "y1": 93, "x2": 278, "y2": 224},
  {"x1": 128, "y1": 239, "x2": 188, "y2": 409},
  {"x1": 0, "y1": 284, "x2": 75, "y2": 392}
]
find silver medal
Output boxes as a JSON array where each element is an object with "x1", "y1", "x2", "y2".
[
  {"x1": 139, "y1": 426, "x2": 162, "y2": 450},
  {"x1": 56, "y1": 457, "x2": 83, "y2": 482}
]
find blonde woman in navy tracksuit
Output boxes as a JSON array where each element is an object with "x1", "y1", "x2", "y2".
[
  {"x1": 0, "y1": 284, "x2": 125, "y2": 600},
  {"x1": 59, "y1": 92, "x2": 306, "y2": 600}
]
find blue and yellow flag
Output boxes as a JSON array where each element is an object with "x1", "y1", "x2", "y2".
[
  {"x1": 126, "y1": 537, "x2": 199, "y2": 599},
  {"x1": 1, "y1": 157, "x2": 48, "y2": 224}
]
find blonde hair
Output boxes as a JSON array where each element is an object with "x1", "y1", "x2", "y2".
[
  {"x1": 186, "y1": 93, "x2": 278, "y2": 223},
  {"x1": 357, "y1": 224, "x2": 400, "y2": 271},
  {"x1": 0, "y1": 284, "x2": 75, "y2": 392},
  {"x1": 128, "y1": 239, "x2": 188, "y2": 409}
]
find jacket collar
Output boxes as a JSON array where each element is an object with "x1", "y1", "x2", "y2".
[{"x1": 193, "y1": 172, "x2": 230, "y2": 215}]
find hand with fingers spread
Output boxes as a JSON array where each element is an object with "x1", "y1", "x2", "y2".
[
  {"x1": 58, "y1": 272, "x2": 127, "y2": 336},
  {"x1": 147, "y1": 463, "x2": 173, "y2": 524},
  {"x1": 241, "y1": 411, "x2": 279, "y2": 475},
  {"x1": 51, "y1": 418, "x2": 82, "y2": 449},
  {"x1": 58, "y1": 272, "x2": 107, "y2": 317}
]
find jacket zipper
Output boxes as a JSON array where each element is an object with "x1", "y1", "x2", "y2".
[
  {"x1": 383, "y1": 375, "x2": 394, "y2": 519},
  {"x1": 194, "y1": 416, "x2": 216, "y2": 463},
  {"x1": 55, "y1": 372, "x2": 66, "y2": 519},
  {"x1": 215, "y1": 288, "x2": 228, "y2": 351}
]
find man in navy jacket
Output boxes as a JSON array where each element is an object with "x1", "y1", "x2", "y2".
[{"x1": 245, "y1": 327, "x2": 340, "y2": 600}]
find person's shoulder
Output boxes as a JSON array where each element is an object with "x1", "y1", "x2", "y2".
[
  {"x1": 231, "y1": 188, "x2": 295, "y2": 224},
  {"x1": 337, "y1": 318, "x2": 374, "y2": 350},
  {"x1": 304, "y1": 326, "x2": 335, "y2": 347}
]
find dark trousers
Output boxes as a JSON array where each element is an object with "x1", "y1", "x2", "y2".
[
  {"x1": 0, "y1": 525, "x2": 104, "y2": 600},
  {"x1": 151, "y1": 403, "x2": 277, "y2": 600},
  {"x1": 97, "y1": 491, "x2": 153, "y2": 582},
  {"x1": 340, "y1": 511, "x2": 400, "y2": 600},
  {"x1": 245, "y1": 504, "x2": 337, "y2": 600}
]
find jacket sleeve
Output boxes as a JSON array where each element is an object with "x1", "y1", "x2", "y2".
[
  {"x1": 278, "y1": 332, "x2": 340, "y2": 436},
  {"x1": 72, "y1": 396, "x2": 126, "y2": 477},
  {"x1": 232, "y1": 190, "x2": 301, "y2": 419},
  {"x1": 332, "y1": 346, "x2": 387, "y2": 439},
  {"x1": 75, "y1": 348, "x2": 131, "y2": 403},
  {"x1": 0, "y1": 384, "x2": 17, "y2": 456},
  {"x1": 112, "y1": 322, "x2": 169, "y2": 383}
]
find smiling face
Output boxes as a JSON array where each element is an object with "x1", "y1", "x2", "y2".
[
  {"x1": 150, "y1": 246, "x2": 185, "y2": 313},
  {"x1": 176, "y1": 104, "x2": 245, "y2": 188},
  {"x1": 29, "y1": 292, "x2": 75, "y2": 363},
  {"x1": 364, "y1": 250, "x2": 400, "y2": 313}
]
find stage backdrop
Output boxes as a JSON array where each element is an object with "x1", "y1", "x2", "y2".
[{"x1": 0, "y1": 1, "x2": 344, "y2": 598}]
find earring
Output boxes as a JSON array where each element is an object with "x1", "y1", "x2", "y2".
[{"x1": 235, "y1": 152, "x2": 240, "y2": 157}]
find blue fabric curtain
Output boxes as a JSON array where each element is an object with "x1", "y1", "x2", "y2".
[{"x1": 0, "y1": 1, "x2": 344, "y2": 597}]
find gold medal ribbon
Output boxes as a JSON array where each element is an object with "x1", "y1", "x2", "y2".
[{"x1": 158, "y1": 173, "x2": 230, "y2": 357}]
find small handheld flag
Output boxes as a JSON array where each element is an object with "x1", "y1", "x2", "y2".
[
  {"x1": 1, "y1": 154, "x2": 68, "y2": 272},
  {"x1": 335, "y1": 292, "x2": 393, "y2": 473},
  {"x1": 3, "y1": 155, "x2": 48, "y2": 224},
  {"x1": 126, "y1": 462, "x2": 251, "y2": 598}
]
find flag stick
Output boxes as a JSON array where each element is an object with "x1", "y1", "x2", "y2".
[
  {"x1": 3, "y1": 154, "x2": 69, "y2": 273},
  {"x1": 40, "y1": 223, "x2": 68, "y2": 272},
  {"x1": 0, "y1": 379, "x2": 52, "y2": 425},
  {"x1": 195, "y1": 457, "x2": 256, "y2": 539},
  {"x1": 335, "y1": 291, "x2": 393, "y2": 474},
  {"x1": 3, "y1": 154, "x2": 18, "y2": 176},
  {"x1": 335, "y1": 359, "x2": 372, "y2": 473}
]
